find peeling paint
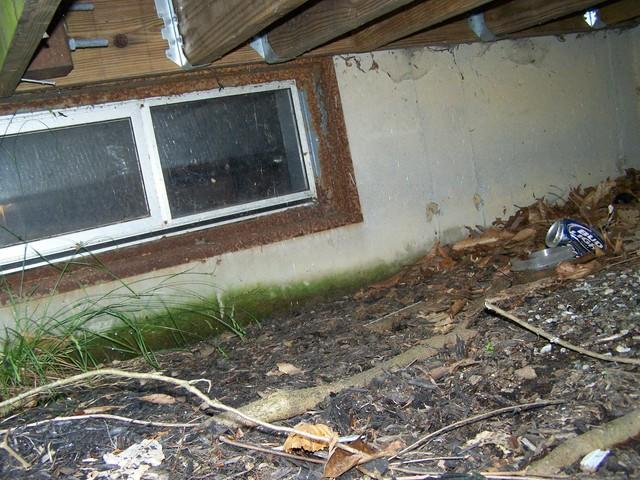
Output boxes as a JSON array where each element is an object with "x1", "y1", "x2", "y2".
[
  {"x1": 425, "y1": 202, "x2": 441, "y2": 222},
  {"x1": 473, "y1": 193, "x2": 484, "y2": 211},
  {"x1": 373, "y1": 50, "x2": 432, "y2": 83},
  {"x1": 504, "y1": 39, "x2": 549, "y2": 66}
]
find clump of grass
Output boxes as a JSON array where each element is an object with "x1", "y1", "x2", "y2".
[{"x1": 0, "y1": 257, "x2": 242, "y2": 395}]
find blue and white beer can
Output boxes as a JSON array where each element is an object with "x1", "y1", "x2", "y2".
[{"x1": 545, "y1": 219, "x2": 605, "y2": 257}]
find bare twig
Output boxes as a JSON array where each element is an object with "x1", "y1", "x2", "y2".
[
  {"x1": 394, "y1": 400, "x2": 563, "y2": 458},
  {"x1": 218, "y1": 435, "x2": 325, "y2": 465},
  {"x1": 0, "y1": 368, "x2": 357, "y2": 454},
  {"x1": 0, "y1": 413, "x2": 201, "y2": 435},
  {"x1": 0, "y1": 431, "x2": 30, "y2": 469},
  {"x1": 391, "y1": 456, "x2": 467, "y2": 465},
  {"x1": 485, "y1": 301, "x2": 640, "y2": 366},
  {"x1": 364, "y1": 301, "x2": 424, "y2": 326},
  {"x1": 393, "y1": 470, "x2": 566, "y2": 480}
]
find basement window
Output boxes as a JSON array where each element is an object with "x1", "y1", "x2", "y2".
[{"x1": 0, "y1": 81, "x2": 315, "y2": 273}]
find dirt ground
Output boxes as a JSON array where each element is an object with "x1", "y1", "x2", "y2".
[{"x1": 1, "y1": 172, "x2": 639, "y2": 479}]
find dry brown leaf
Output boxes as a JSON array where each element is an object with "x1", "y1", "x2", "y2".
[
  {"x1": 448, "y1": 299, "x2": 467, "y2": 318},
  {"x1": 324, "y1": 439, "x2": 375, "y2": 479},
  {"x1": 614, "y1": 236, "x2": 624, "y2": 255},
  {"x1": 452, "y1": 229, "x2": 514, "y2": 252},
  {"x1": 511, "y1": 227, "x2": 537, "y2": 243},
  {"x1": 277, "y1": 362, "x2": 303, "y2": 375},
  {"x1": 139, "y1": 393, "x2": 176, "y2": 405},
  {"x1": 582, "y1": 179, "x2": 616, "y2": 210},
  {"x1": 268, "y1": 362, "x2": 304, "y2": 376},
  {"x1": 378, "y1": 439, "x2": 404, "y2": 456},
  {"x1": 616, "y1": 207, "x2": 640, "y2": 226},
  {"x1": 283, "y1": 423, "x2": 337, "y2": 453},
  {"x1": 556, "y1": 260, "x2": 600, "y2": 280},
  {"x1": 81, "y1": 405, "x2": 120, "y2": 414}
]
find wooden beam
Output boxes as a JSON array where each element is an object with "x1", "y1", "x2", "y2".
[
  {"x1": 175, "y1": 0, "x2": 311, "y2": 66},
  {"x1": 342, "y1": 0, "x2": 495, "y2": 52},
  {"x1": 483, "y1": 0, "x2": 606, "y2": 35},
  {"x1": 373, "y1": 0, "x2": 606, "y2": 50},
  {"x1": 260, "y1": 0, "x2": 416, "y2": 63},
  {"x1": 386, "y1": 0, "x2": 640, "y2": 49},
  {"x1": 0, "y1": 0, "x2": 62, "y2": 96},
  {"x1": 13, "y1": 0, "x2": 639, "y2": 94},
  {"x1": 599, "y1": 0, "x2": 640, "y2": 24},
  {"x1": 24, "y1": 17, "x2": 73, "y2": 80}
]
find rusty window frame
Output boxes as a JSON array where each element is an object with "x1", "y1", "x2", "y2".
[
  {"x1": 0, "y1": 81, "x2": 317, "y2": 273},
  {"x1": 0, "y1": 58, "x2": 362, "y2": 298}
]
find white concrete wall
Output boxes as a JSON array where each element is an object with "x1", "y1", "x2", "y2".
[{"x1": 2, "y1": 27, "x2": 639, "y2": 327}]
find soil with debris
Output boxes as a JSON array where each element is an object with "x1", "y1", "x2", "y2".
[{"x1": 1, "y1": 171, "x2": 640, "y2": 480}]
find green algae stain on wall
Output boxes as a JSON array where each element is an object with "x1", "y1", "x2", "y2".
[{"x1": 90, "y1": 258, "x2": 408, "y2": 359}]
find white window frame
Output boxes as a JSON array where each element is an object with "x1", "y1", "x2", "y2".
[{"x1": 0, "y1": 81, "x2": 316, "y2": 273}]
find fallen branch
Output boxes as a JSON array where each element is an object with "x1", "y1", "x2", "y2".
[
  {"x1": 485, "y1": 302, "x2": 640, "y2": 366},
  {"x1": 528, "y1": 408, "x2": 640, "y2": 475},
  {"x1": 0, "y1": 413, "x2": 200, "y2": 435},
  {"x1": 394, "y1": 399, "x2": 563, "y2": 458},
  {"x1": 208, "y1": 328, "x2": 477, "y2": 427},
  {"x1": 0, "y1": 431, "x2": 29, "y2": 469}
]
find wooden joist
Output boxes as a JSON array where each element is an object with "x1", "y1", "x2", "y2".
[
  {"x1": 0, "y1": 0, "x2": 62, "y2": 97},
  {"x1": 175, "y1": 0, "x2": 311, "y2": 66},
  {"x1": 340, "y1": 0, "x2": 495, "y2": 52},
  {"x1": 387, "y1": 0, "x2": 640, "y2": 49},
  {"x1": 378, "y1": 0, "x2": 608, "y2": 49},
  {"x1": 12, "y1": 0, "x2": 640, "y2": 93},
  {"x1": 483, "y1": 0, "x2": 606, "y2": 36},
  {"x1": 259, "y1": 0, "x2": 416, "y2": 63}
]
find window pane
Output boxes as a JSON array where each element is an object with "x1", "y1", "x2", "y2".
[
  {"x1": 150, "y1": 89, "x2": 309, "y2": 218},
  {"x1": 0, "y1": 119, "x2": 149, "y2": 247}
]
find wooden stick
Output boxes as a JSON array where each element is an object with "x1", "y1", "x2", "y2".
[
  {"x1": 0, "y1": 413, "x2": 201, "y2": 435},
  {"x1": 485, "y1": 301, "x2": 640, "y2": 366},
  {"x1": 528, "y1": 408, "x2": 640, "y2": 475},
  {"x1": 0, "y1": 431, "x2": 30, "y2": 469},
  {"x1": 218, "y1": 435, "x2": 325, "y2": 465},
  {"x1": 394, "y1": 399, "x2": 563, "y2": 458}
]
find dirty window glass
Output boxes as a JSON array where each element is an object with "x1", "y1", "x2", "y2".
[
  {"x1": 150, "y1": 89, "x2": 309, "y2": 218},
  {"x1": 0, "y1": 119, "x2": 149, "y2": 247}
]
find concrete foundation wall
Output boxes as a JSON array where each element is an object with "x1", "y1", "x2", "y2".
[{"x1": 2, "y1": 27, "x2": 639, "y2": 327}]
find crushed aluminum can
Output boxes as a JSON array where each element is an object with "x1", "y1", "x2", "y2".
[{"x1": 545, "y1": 218, "x2": 605, "y2": 256}]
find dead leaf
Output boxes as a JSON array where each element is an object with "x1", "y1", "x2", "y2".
[
  {"x1": 80, "y1": 405, "x2": 120, "y2": 415},
  {"x1": 283, "y1": 423, "x2": 336, "y2": 453},
  {"x1": 452, "y1": 229, "x2": 514, "y2": 252},
  {"x1": 582, "y1": 179, "x2": 615, "y2": 211},
  {"x1": 266, "y1": 362, "x2": 304, "y2": 376},
  {"x1": 464, "y1": 430, "x2": 513, "y2": 456},
  {"x1": 324, "y1": 439, "x2": 376, "y2": 479},
  {"x1": 377, "y1": 439, "x2": 404, "y2": 456},
  {"x1": 448, "y1": 299, "x2": 467, "y2": 318},
  {"x1": 511, "y1": 227, "x2": 537, "y2": 243},
  {"x1": 514, "y1": 366, "x2": 537, "y2": 380},
  {"x1": 556, "y1": 260, "x2": 600, "y2": 280},
  {"x1": 139, "y1": 393, "x2": 176, "y2": 405},
  {"x1": 614, "y1": 236, "x2": 623, "y2": 255}
]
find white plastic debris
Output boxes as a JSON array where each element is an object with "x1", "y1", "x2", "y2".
[
  {"x1": 580, "y1": 449, "x2": 609, "y2": 473},
  {"x1": 102, "y1": 439, "x2": 164, "y2": 479},
  {"x1": 540, "y1": 344, "x2": 553, "y2": 354},
  {"x1": 615, "y1": 345, "x2": 631, "y2": 353}
]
